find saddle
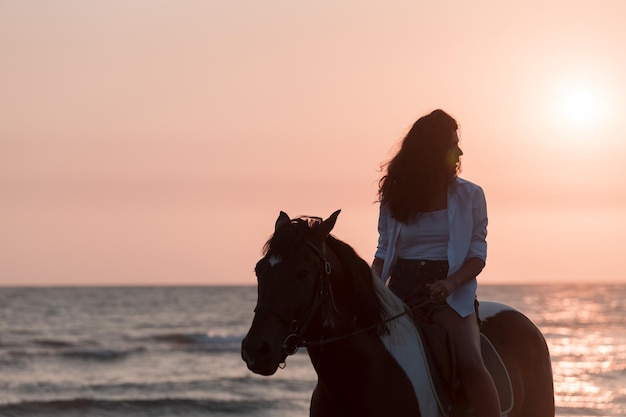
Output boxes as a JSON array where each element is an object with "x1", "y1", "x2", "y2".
[{"x1": 415, "y1": 320, "x2": 514, "y2": 417}]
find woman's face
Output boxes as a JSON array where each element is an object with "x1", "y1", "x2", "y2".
[{"x1": 446, "y1": 131, "x2": 463, "y2": 174}]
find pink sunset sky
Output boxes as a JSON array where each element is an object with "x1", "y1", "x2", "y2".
[{"x1": 1, "y1": 1, "x2": 625, "y2": 286}]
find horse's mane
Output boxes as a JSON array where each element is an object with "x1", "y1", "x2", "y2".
[
  {"x1": 262, "y1": 217, "x2": 320, "y2": 258},
  {"x1": 323, "y1": 235, "x2": 392, "y2": 335}
]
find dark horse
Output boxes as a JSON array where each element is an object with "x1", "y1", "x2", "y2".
[{"x1": 242, "y1": 210, "x2": 554, "y2": 417}]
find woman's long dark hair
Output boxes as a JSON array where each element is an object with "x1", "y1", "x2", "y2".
[{"x1": 377, "y1": 109, "x2": 459, "y2": 223}]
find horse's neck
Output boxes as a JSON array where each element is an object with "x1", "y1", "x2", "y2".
[
  {"x1": 307, "y1": 332, "x2": 396, "y2": 390},
  {"x1": 308, "y1": 315, "x2": 440, "y2": 417}
]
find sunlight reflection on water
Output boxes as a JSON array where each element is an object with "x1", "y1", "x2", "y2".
[{"x1": 479, "y1": 284, "x2": 626, "y2": 417}]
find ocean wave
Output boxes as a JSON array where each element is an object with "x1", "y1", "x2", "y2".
[
  {"x1": 150, "y1": 331, "x2": 243, "y2": 352},
  {"x1": 1, "y1": 346, "x2": 145, "y2": 362},
  {"x1": 59, "y1": 347, "x2": 146, "y2": 361},
  {"x1": 0, "y1": 397, "x2": 294, "y2": 417},
  {"x1": 34, "y1": 339, "x2": 75, "y2": 348},
  {"x1": 0, "y1": 331, "x2": 243, "y2": 362}
]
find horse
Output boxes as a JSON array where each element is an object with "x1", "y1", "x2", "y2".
[{"x1": 242, "y1": 210, "x2": 554, "y2": 417}]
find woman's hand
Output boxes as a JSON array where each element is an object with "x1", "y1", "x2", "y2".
[
  {"x1": 427, "y1": 279, "x2": 456, "y2": 301},
  {"x1": 428, "y1": 257, "x2": 484, "y2": 301}
]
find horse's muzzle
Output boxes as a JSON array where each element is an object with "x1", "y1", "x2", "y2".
[{"x1": 241, "y1": 334, "x2": 281, "y2": 376}]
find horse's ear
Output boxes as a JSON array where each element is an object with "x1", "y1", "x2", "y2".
[
  {"x1": 313, "y1": 209, "x2": 341, "y2": 241},
  {"x1": 275, "y1": 211, "x2": 291, "y2": 231}
]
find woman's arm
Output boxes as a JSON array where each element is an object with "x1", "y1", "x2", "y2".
[
  {"x1": 373, "y1": 203, "x2": 389, "y2": 280},
  {"x1": 371, "y1": 256, "x2": 384, "y2": 279}
]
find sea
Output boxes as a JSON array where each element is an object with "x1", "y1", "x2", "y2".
[{"x1": 0, "y1": 284, "x2": 624, "y2": 417}]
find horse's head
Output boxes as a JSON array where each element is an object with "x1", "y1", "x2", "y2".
[{"x1": 241, "y1": 210, "x2": 341, "y2": 375}]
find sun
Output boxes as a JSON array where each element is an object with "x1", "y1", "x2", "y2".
[
  {"x1": 561, "y1": 88, "x2": 597, "y2": 126},
  {"x1": 552, "y1": 81, "x2": 608, "y2": 133}
]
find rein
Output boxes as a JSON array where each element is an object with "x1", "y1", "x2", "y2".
[{"x1": 301, "y1": 299, "x2": 431, "y2": 350}]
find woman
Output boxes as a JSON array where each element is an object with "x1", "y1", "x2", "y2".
[{"x1": 371, "y1": 109, "x2": 500, "y2": 417}]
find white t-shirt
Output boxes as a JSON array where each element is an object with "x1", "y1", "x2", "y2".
[{"x1": 396, "y1": 209, "x2": 449, "y2": 260}]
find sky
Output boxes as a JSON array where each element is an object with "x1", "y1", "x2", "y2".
[{"x1": 1, "y1": 1, "x2": 626, "y2": 286}]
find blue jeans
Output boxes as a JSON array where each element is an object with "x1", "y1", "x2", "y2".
[{"x1": 388, "y1": 258, "x2": 450, "y2": 322}]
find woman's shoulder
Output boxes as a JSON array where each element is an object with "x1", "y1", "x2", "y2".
[
  {"x1": 451, "y1": 178, "x2": 486, "y2": 204},
  {"x1": 453, "y1": 177, "x2": 483, "y2": 191}
]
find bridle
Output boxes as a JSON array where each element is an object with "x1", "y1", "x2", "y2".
[
  {"x1": 278, "y1": 240, "x2": 334, "y2": 364},
  {"x1": 252, "y1": 238, "x2": 334, "y2": 367},
  {"x1": 257, "y1": 238, "x2": 426, "y2": 369}
]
